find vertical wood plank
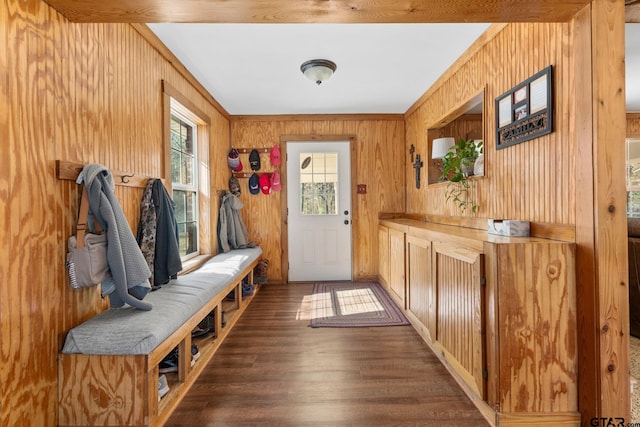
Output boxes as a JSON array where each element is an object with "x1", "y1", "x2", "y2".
[{"x1": 590, "y1": 0, "x2": 629, "y2": 421}]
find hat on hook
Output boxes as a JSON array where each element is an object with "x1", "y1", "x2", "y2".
[
  {"x1": 249, "y1": 149, "x2": 261, "y2": 171},
  {"x1": 270, "y1": 170, "x2": 281, "y2": 192},
  {"x1": 259, "y1": 173, "x2": 271, "y2": 195},
  {"x1": 227, "y1": 148, "x2": 243, "y2": 172},
  {"x1": 249, "y1": 173, "x2": 260, "y2": 195},
  {"x1": 270, "y1": 145, "x2": 281, "y2": 166}
]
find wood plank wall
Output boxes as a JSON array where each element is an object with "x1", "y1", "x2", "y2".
[
  {"x1": 405, "y1": 22, "x2": 575, "y2": 234},
  {"x1": 0, "y1": 0, "x2": 229, "y2": 425},
  {"x1": 230, "y1": 117, "x2": 406, "y2": 282},
  {"x1": 629, "y1": 113, "x2": 640, "y2": 135}
]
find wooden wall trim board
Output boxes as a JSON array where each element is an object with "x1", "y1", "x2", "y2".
[
  {"x1": 233, "y1": 114, "x2": 405, "y2": 122},
  {"x1": 40, "y1": 0, "x2": 593, "y2": 23},
  {"x1": 278, "y1": 135, "x2": 358, "y2": 283},
  {"x1": 55, "y1": 160, "x2": 161, "y2": 188},
  {"x1": 572, "y1": 13, "x2": 597, "y2": 418},
  {"x1": 588, "y1": 0, "x2": 630, "y2": 421}
]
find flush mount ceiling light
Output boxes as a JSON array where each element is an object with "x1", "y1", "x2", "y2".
[{"x1": 300, "y1": 59, "x2": 337, "y2": 85}]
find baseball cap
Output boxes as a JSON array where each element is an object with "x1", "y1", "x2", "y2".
[
  {"x1": 227, "y1": 148, "x2": 243, "y2": 172},
  {"x1": 249, "y1": 149, "x2": 261, "y2": 171},
  {"x1": 259, "y1": 173, "x2": 271, "y2": 195},
  {"x1": 270, "y1": 170, "x2": 281, "y2": 191},
  {"x1": 229, "y1": 175, "x2": 240, "y2": 196},
  {"x1": 270, "y1": 145, "x2": 281, "y2": 166},
  {"x1": 248, "y1": 173, "x2": 260, "y2": 194}
]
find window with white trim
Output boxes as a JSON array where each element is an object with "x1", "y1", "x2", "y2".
[{"x1": 170, "y1": 103, "x2": 199, "y2": 259}]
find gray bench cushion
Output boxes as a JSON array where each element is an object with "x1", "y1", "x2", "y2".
[{"x1": 61, "y1": 247, "x2": 262, "y2": 355}]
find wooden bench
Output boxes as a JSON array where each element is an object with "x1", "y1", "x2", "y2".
[{"x1": 58, "y1": 247, "x2": 262, "y2": 427}]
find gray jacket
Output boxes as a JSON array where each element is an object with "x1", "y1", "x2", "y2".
[
  {"x1": 77, "y1": 164, "x2": 152, "y2": 310},
  {"x1": 217, "y1": 191, "x2": 252, "y2": 253}
]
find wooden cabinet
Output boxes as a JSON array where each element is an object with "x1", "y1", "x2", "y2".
[
  {"x1": 405, "y1": 235, "x2": 434, "y2": 343},
  {"x1": 432, "y1": 242, "x2": 485, "y2": 399},
  {"x1": 388, "y1": 228, "x2": 406, "y2": 308},
  {"x1": 378, "y1": 224, "x2": 390, "y2": 288},
  {"x1": 379, "y1": 219, "x2": 579, "y2": 426}
]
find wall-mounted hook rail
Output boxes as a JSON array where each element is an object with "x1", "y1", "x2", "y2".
[{"x1": 55, "y1": 160, "x2": 163, "y2": 189}]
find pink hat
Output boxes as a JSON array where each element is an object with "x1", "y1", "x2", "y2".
[
  {"x1": 270, "y1": 145, "x2": 281, "y2": 166},
  {"x1": 270, "y1": 170, "x2": 281, "y2": 191},
  {"x1": 259, "y1": 173, "x2": 271, "y2": 194}
]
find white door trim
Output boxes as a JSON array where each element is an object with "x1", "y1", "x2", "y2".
[{"x1": 279, "y1": 136, "x2": 356, "y2": 283}]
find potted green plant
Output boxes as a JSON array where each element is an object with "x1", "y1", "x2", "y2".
[{"x1": 439, "y1": 139, "x2": 482, "y2": 213}]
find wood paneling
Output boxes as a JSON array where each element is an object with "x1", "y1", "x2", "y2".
[
  {"x1": 58, "y1": 355, "x2": 149, "y2": 426},
  {"x1": 377, "y1": 224, "x2": 390, "y2": 287},
  {"x1": 1, "y1": 1, "x2": 229, "y2": 425},
  {"x1": 628, "y1": 114, "x2": 640, "y2": 135},
  {"x1": 406, "y1": 21, "x2": 576, "y2": 231},
  {"x1": 388, "y1": 228, "x2": 406, "y2": 307},
  {"x1": 495, "y1": 242, "x2": 577, "y2": 413},
  {"x1": 434, "y1": 243, "x2": 484, "y2": 398},
  {"x1": 42, "y1": 0, "x2": 591, "y2": 24},
  {"x1": 230, "y1": 118, "x2": 405, "y2": 283},
  {"x1": 588, "y1": 0, "x2": 629, "y2": 421},
  {"x1": 405, "y1": 235, "x2": 434, "y2": 342}
]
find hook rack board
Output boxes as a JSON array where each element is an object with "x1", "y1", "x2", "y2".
[
  {"x1": 235, "y1": 147, "x2": 271, "y2": 154},
  {"x1": 56, "y1": 160, "x2": 162, "y2": 189}
]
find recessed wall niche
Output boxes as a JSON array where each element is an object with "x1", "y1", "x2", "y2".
[{"x1": 427, "y1": 90, "x2": 485, "y2": 185}]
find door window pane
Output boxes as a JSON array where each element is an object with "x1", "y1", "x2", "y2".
[{"x1": 299, "y1": 152, "x2": 338, "y2": 215}]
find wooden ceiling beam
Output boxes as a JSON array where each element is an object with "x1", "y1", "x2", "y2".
[{"x1": 43, "y1": 0, "x2": 591, "y2": 23}]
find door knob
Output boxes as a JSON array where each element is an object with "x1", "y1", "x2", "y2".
[
  {"x1": 344, "y1": 210, "x2": 349, "y2": 215},
  {"x1": 344, "y1": 219, "x2": 350, "y2": 225}
]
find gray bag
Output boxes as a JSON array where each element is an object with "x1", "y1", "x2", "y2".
[{"x1": 65, "y1": 186, "x2": 110, "y2": 289}]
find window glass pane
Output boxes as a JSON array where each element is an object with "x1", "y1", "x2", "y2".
[
  {"x1": 181, "y1": 155, "x2": 193, "y2": 187},
  {"x1": 185, "y1": 191, "x2": 195, "y2": 221},
  {"x1": 299, "y1": 152, "x2": 338, "y2": 215},
  {"x1": 171, "y1": 151, "x2": 181, "y2": 183},
  {"x1": 173, "y1": 190, "x2": 199, "y2": 257},
  {"x1": 170, "y1": 104, "x2": 198, "y2": 259},
  {"x1": 173, "y1": 190, "x2": 186, "y2": 222},
  {"x1": 185, "y1": 221, "x2": 198, "y2": 255}
]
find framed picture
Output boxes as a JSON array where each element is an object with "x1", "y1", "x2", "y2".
[{"x1": 495, "y1": 65, "x2": 553, "y2": 149}]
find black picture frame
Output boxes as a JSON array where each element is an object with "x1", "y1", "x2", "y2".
[{"x1": 495, "y1": 65, "x2": 553, "y2": 149}]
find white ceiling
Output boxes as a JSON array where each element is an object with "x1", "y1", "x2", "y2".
[{"x1": 148, "y1": 23, "x2": 640, "y2": 115}]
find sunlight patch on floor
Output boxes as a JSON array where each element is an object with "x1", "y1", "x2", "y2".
[
  {"x1": 297, "y1": 287, "x2": 386, "y2": 320},
  {"x1": 295, "y1": 295, "x2": 314, "y2": 320},
  {"x1": 335, "y1": 288, "x2": 384, "y2": 315}
]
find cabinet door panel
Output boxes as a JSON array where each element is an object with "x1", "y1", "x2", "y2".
[
  {"x1": 433, "y1": 242, "x2": 485, "y2": 399},
  {"x1": 388, "y1": 229, "x2": 406, "y2": 308},
  {"x1": 378, "y1": 225, "x2": 390, "y2": 288},
  {"x1": 406, "y1": 235, "x2": 434, "y2": 342}
]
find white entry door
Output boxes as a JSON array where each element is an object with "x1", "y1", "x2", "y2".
[{"x1": 287, "y1": 141, "x2": 352, "y2": 281}]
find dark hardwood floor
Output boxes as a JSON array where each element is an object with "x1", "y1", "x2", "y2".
[{"x1": 165, "y1": 283, "x2": 490, "y2": 427}]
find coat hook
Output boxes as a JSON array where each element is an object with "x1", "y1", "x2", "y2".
[{"x1": 121, "y1": 173, "x2": 134, "y2": 183}]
